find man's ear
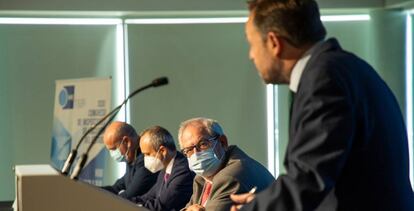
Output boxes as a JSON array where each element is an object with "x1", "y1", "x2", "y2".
[
  {"x1": 267, "y1": 32, "x2": 282, "y2": 56},
  {"x1": 159, "y1": 145, "x2": 168, "y2": 158},
  {"x1": 124, "y1": 136, "x2": 132, "y2": 148},
  {"x1": 218, "y1": 135, "x2": 229, "y2": 148}
]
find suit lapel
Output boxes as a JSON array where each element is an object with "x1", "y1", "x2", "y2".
[
  {"x1": 157, "y1": 170, "x2": 167, "y2": 196},
  {"x1": 194, "y1": 176, "x2": 206, "y2": 205}
]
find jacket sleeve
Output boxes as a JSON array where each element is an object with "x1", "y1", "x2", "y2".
[
  {"x1": 138, "y1": 169, "x2": 194, "y2": 211},
  {"x1": 243, "y1": 65, "x2": 355, "y2": 211},
  {"x1": 102, "y1": 174, "x2": 126, "y2": 195},
  {"x1": 118, "y1": 158, "x2": 158, "y2": 199},
  {"x1": 205, "y1": 175, "x2": 247, "y2": 211},
  {"x1": 181, "y1": 178, "x2": 201, "y2": 211}
]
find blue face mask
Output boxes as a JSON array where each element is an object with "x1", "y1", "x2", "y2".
[
  {"x1": 188, "y1": 140, "x2": 223, "y2": 177},
  {"x1": 110, "y1": 140, "x2": 129, "y2": 162}
]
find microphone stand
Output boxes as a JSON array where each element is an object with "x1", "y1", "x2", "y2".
[
  {"x1": 70, "y1": 107, "x2": 121, "y2": 180},
  {"x1": 61, "y1": 105, "x2": 123, "y2": 175},
  {"x1": 66, "y1": 77, "x2": 168, "y2": 179}
]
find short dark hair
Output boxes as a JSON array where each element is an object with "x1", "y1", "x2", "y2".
[
  {"x1": 248, "y1": 0, "x2": 326, "y2": 48},
  {"x1": 140, "y1": 126, "x2": 176, "y2": 151}
]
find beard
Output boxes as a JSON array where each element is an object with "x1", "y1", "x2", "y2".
[{"x1": 260, "y1": 61, "x2": 289, "y2": 85}]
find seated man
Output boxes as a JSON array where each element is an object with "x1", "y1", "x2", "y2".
[
  {"x1": 179, "y1": 117, "x2": 275, "y2": 211},
  {"x1": 133, "y1": 126, "x2": 195, "y2": 211},
  {"x1": 102, "y1": 121, "x2": 158, "y2": 201}
]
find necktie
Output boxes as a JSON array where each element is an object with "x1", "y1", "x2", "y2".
[
  {"x1": 201, "y1": 182, "x2": 212, "y2": 206},
  {"x1": 164, "y1": 173, "x2": 170, "y2": 182}
]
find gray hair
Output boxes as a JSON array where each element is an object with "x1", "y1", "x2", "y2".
[
  {"x1": 140, "y1": 126, "x2": 176, "y2": 151},
  {"x1": 178, "y1": 117, "x2": 225, "y2": 143}
]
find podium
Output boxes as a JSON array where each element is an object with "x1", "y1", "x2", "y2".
[{"x1": 14, "y1": 165, "x2": 148, "y2": 211}]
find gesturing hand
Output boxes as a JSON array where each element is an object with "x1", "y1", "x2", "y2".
[{"x1": 230, "y1": 192, "x2": 256, "y2": 211}]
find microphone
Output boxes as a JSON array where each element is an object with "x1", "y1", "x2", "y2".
[
  {"x1": 127, "y1": 77, "x2": 168, "y2": 100},
  {"x1": 61, "y1": 76, "x2": 169, "y2": 177},
  {"x1": 152, "y1": 77, "x2": 168, "y2": 87}
]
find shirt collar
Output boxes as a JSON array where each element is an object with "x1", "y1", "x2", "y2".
[
  {"x1": 129, "y1": 149, "x2": 140, "y2": 166},
  {"x1": 165, "y1": 153, "x2": 176, "y2": 174},
  {"x1": 289, "y1": 40, "x2": 324, "y2": 93}
]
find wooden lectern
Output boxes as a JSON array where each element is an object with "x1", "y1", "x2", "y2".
[{"x1": 14, "y1": 164, "x2": 147, "y2": 211}]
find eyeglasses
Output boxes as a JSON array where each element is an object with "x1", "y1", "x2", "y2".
[{"x1": 181, "y1": 135, "x2": 219, "y2": 158}]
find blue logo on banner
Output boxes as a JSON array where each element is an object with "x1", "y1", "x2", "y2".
[
  {"x1": 50, "y1": 118, "x2": 72, "y2": 170},
  {"x1": 59, "y1": 86, "x2": 75, "y2": 109}
]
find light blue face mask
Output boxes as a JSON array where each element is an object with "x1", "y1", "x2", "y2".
[
  {"x1": 188, "y1": 140, "x2": 223, "y2": 177},
  {"x1": 110, "y1": 140, "x2": 129, "y2": 162}
]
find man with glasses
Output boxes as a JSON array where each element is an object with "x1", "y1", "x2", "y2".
[
  {"x1": 179, "y1": 117, "x2": 274, "y2": 211},
  {"x1": 102, "y1": 121, "x2": 158, "y2": 201},
  {"x1": 133, "y1": 125, "x2": 195, "y2": 211}
]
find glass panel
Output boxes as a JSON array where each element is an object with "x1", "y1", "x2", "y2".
[{"x1": 0, "y1": 24, "x2": 118, "y2": 200}]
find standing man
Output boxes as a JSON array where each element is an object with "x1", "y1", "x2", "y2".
[
  {"x1": 179, "y1": 117, "x2": 274, "y2": 211},
  {"x1": 102, "y1": 121, "x2": 158, "y2": 201},
  {"x1": 134, "y1": 125, "x2": 195, "y2": 211},
  {"x1": 232, "y1": 0, "x2": 414, "y2": 210}
]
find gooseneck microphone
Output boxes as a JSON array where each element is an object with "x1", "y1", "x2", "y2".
[
  {"x1": 151, "y1": 77, "x2": 168, "y2": 87},
  {"x1": 60, "y1": 77, "x2": 169, "y2": 178}
]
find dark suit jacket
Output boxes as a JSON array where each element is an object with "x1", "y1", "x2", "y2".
[
  {"x1": 242, "y1": 38, "x2": 414, "y2": 211},
  {"x1": 183, "y1": 145, "x2": 274, "y2": 211},
  {"x1": 102, "y1": 153, "x2": 158, "y2": 200},
  {"x1": 134, "y1": 152, "x2": 195, "y2": 211}
]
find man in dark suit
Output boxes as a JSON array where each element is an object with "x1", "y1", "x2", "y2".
[
  {"x1": 102, "y1": 121, "x2": 158, "y2": 201},
  {"x1": 133, "y1": 126, "x2": 195, "y2": 211},
  {"x1": 231, "y1": 0, "x2": 414, "y2": 210}
]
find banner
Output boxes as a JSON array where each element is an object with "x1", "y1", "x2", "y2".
[{"x1": 50, "y1": 77, "x2": 111, "y2": 185}]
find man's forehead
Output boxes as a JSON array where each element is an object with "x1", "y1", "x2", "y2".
[
  {"x1": 246, "y1": 16, "x2": 256, "y2": 32},
  {"x1": 140, "y1": 134, "x2": 151, "y2": 145},
  {"x1": 182, "y1": 126, "x2": 209, "y2": 147},
  {"x1": 140, "y1": 137, "x2": 153, "y2": 152},
  {"x1": 104, "y1": 132, "x2": 119, "y2": 146},
  {"x1": 184, "y1": 124, "x2": 205, "y2": 137},
  {"x1": 140, "y1": 134, "x2": 156, "y2": 148}
]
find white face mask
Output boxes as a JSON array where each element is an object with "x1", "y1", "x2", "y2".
[
  {"x1": 188, "y1": 140, "x2": 223, "y2": 177},
  {"x1": 144, "y1": 150, "x2": 164, "y2": 173},
  {"x1": 109, "y1": 139, "x2": 129, "y2": 162}
]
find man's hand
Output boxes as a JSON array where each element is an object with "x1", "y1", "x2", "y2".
[
  {"x1": 186, "y1": 204, "x2": 206, "y2": 211},
  {"x1": 230, "y1": 192, "x2": 256, "y2": 211}
]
